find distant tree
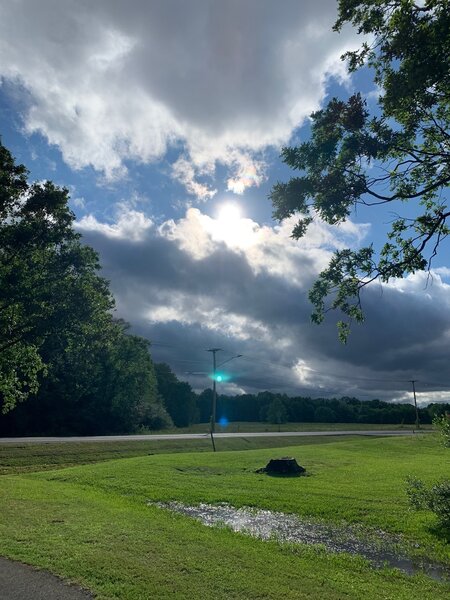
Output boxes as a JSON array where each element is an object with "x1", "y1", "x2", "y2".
[
  {"x1": 197, "y1": 388, "x2": 213, "y2": 423},
  {"x1": 154, "y1": 363, "x2": 198, "y2": 427},
  {"x1": 314, "y1": 406, "x2": 337, "y2": 423},
  {"x1": 287, "y1": 397, "x2": 315, "y2": 422},
  {"x1": 266, "y1": 397, "x2": 288, "y2": 424},
  {"x1": 271, "y1": 0, "x2": 450, "y2": 340},
  {"x1": 428, "y1": 403, "x2": 450, "y2": 419}
]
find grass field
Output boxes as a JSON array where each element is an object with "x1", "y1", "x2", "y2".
[
  {"x1": 0, "y1": 433, "x2": 360, "y2": 475},
  {"x1": 150, "y1": 421, "x2": 432, "y2": 434},
  {"x1": 0, "y1": 434, "x2": 448, "y2": 599}
]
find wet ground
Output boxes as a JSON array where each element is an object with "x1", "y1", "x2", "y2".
[{"x1": 152, "y1": 501, "x2": 449, "y2": 582}]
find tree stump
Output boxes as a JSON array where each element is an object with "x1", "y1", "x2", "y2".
[{"x1": 258, "y1": 457, "x2": 305, "y2": 476}]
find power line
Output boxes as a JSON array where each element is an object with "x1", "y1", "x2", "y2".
[
  {"x1": 149, "y1": 341, "x2": 450, "y2": 392},
  {"x1": 239, "y1": 355, "x2": 413, "y2": 385}
]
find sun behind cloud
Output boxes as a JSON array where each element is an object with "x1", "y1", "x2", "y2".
[
  {"x1": 213, "y1": 202, "x2": 252, "y2": 248},
  {"x1": 217, "y1": 202, "x2": 242, "y2": 224}
]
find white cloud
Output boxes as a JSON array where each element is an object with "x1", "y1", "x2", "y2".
[
  {"x1": 157, "y1": 206, "x2": 370, "y2": 283},
  {"x1": 72, "y1": 197, "x2": 86, "y2": 209},
  {"x1": 171, "y1": 157, "x2": 217, "y2": 202},
  {"x1": 77, "y1": 205, "x2": 152, "y2": 241},
  {"x1": 226, "y1": 152, "x2": 267, "y2": 195},
  {"x1": 0, "y1": 0, "x2": 359, "y2": 191},
  {"x1": 431, "y1": 266, "x2": 450, "y2": 279}
]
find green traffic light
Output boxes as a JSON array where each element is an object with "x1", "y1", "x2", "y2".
[{"x1": 216, "y1": 374, "x2": 223, "y2": 382}]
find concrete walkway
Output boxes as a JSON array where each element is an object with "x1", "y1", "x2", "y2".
[{"x1": 0, "y1": 557, "x2": 93, "y2": 600}]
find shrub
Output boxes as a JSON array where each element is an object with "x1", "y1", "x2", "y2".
[
  {"x1": 433, "y1": 414, "x2": 450, "y2": 447},
  {"x1": 406, "y1": 477, "x2": 450, "y2": 528}
]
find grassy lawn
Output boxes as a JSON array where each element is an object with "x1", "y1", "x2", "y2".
[{"x1": 0, "y1": 435, "x2": 448, "y2": 599}]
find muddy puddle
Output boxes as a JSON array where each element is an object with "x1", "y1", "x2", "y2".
[{"x1": 152, "y1": 501, "x2": 449, "y2": 582}]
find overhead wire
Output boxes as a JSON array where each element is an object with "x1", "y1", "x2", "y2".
[{"x1": 148, "y1": 341, "x2": 450, "y2": 393}]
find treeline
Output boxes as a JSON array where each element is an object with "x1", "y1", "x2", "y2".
[
  {"x1": 197, "y1": 391, "x2": 448, "y2": 426},
  {"x1": 0, "y1": 140, "x2": 172, "y2": 435},
  {"x1": 5, "y1": 353, "x2": 448, "y2": 434}
]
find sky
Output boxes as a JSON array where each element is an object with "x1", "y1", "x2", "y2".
[{"x1": 1, "y1": 0, "x2": 449, "y2": 406}]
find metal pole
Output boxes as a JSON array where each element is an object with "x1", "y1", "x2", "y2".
[
  {"x1": 207, "y1": 348, "x2": 222, "y2": 450},
  {"x1": 206, "y1": 350, "x2": 241, "y2": 451},
  {"x1": 212, "y1": 350, "x2": 217, "y2": 433},
  {"x1": 410, "y1": 380, "x2": 420, "y2": 429}
]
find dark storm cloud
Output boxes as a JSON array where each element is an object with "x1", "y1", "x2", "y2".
[{"x1": 79, "y1": 213, "x2": 450, "y2": 403}]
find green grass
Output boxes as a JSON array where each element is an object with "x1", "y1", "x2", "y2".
[
  {"x1": 0, "y1": 434, "x2": 351, "y2": 475},
  {"x1": 0, "y1": 435, "x2": 448, "y2": 599},
  {"x1": 151, "y1": 421, "x2": 432, "y2": 434}
]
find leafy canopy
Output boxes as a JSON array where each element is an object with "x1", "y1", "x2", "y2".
[
  {"x1": 0, "y1": 141, "x2": 167, "y2": 433},
  {"x1": 270, "y1": 0, "x2": 450, "y2": 341},
  {"x1": 0, "y1": 141, "x2": 113, "y2": 411}
]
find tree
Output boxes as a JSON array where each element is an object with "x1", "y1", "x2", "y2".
[
  {"x1": 154, "y1": 363, "x2": 198, "y2": 427},
  {"x1": 0, "y1": 140, "x2": 115, "y2": 411},
  {"x1": 0, "y1": 140, "x2": 168, "y2": 433},
  {"x1": 270, "y1": 0, "x2": 450, "y2": 340},
  {"x1": 266, "y1": 397, "x2": 288, "y2": 425},
  {"x1": 314, "y1": 406, "x2": 337, "y2": 423}
]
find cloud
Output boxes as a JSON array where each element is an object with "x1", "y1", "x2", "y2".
[
  {"x1": 226, "y1": 152, "x2": 267, "y2": 195},
  {"x1": 171, "y1": 157, "x2": 217, "y2": 202},
  {"x1": 76, "y1": 204, "x2": 450, "y2": 403},
  {"x1": 77, "y1": 204, "x2": 152, "y2": 241},
  {"x1": 0, "y1": 0, "x2": 359, "y2": 192}
]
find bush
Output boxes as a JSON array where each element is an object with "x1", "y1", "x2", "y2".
[
  {"x1": 433, "y1": 414, "x2": 450, "y2": 447},
  {"x1": 142, "y1": 401, "x2": 174, "y2": 431},
  {"x1": 406, "y1": 477, "x2": 450, "y2": 528}
]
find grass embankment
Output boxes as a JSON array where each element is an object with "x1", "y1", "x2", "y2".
[
  {"x1": 0, "y1": 434, "x2": 350, "y2": 475},
  {"x1": 0, "y1": 435, "x2": 448, "y2": 599},
  {"x1": 153, "y1": 421, "x2": 432, "y2": 434}
]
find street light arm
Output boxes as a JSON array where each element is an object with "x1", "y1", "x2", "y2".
[{"x1": 217, "y1": 354, "x2": 243, "y2": 368}]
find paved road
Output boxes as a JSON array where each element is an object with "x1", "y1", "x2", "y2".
[
  {"x1": 0, "y1": 430, "x2": 425, "y2": 444},
  {"x1": 0, "y1": 557, "x2": 92, "y2": 600}
]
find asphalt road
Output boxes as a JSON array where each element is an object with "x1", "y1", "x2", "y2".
[
  {"x1": 0, "y1": 557, "x2": 92, "y2": 600},
  {"x1": 0, "y1": 430, "x2": 424, "y2": 444}
]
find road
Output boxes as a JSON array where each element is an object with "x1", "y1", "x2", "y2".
[
  {"x1": 0, "y1": 557, "x2": 92, "y2": 600},
  {"x1": 0, "y1": 430, "x2": 425, "y2": 444}
]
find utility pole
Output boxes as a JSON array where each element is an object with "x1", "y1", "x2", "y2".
[
  {"x1": 206, "y1": 349, "x2": 242, "y2": 451},
  {"x1": 410, "y1": 380, "x2": 420, "y2": 429},
  {"x1": 207, "y1": 348, "x2": 222, "y2": 450}
]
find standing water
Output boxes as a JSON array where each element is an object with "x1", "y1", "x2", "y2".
[{"x1": 151, "y1": 501, "x2": 449, "y2": 582}]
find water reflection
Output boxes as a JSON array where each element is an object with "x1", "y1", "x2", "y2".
[{"x1": 152, "y1": 501, "x2": 449, "y2": 582}]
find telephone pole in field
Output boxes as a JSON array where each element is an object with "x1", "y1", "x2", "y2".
[
  {"x1": 206, "y1": 349, "x2": 242, "y2": 451},
  {"x1": 410, "y1": 380, "x2": 420, "y2": 429},
  {"x1": 207, "y1": 348, "x2": 222, "y2": 449}
]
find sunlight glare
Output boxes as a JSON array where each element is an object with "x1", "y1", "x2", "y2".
[
  {"x1": 217, "y1": 203, "x2": 241, "y2": 224},
  {"x1": 210, "y1": 201, "x2": 257, "y2": 249}
]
